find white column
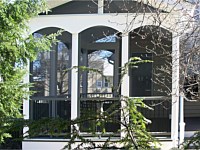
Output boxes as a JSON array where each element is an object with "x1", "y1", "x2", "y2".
[
  {"x1": 179, "y1": 95, "x2": 185, "y2": 145},
  {"x1": 98, "y1": 0, "x2": 104, "y2": 14},
  {"x1": 50, "y1": 44, "x2": 57, "y2": 118},
  {"x1": 121, "y1": 35, "x2": 129, "y2": 138},
  {"x1": 171, "y1": 35, "x2": 180, "y2": 147},
  {"x1": 71, "y1": 33, "x2": 79, "y2": 121},
  {"x1": 23, "y1": 60, "x2": 30, "y2": 137},
  {"x1": 121, "y1": 35, "x2": 129, "y2": 97}
]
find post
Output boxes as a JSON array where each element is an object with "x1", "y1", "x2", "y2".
[
  {"x1": 121, "y1": 35, "x2": 129, "y2": 138},
  {"x1": 23, "y1": 60, "x2": 30, "y2": 137},
  {"x1": 71, "y1": 33, "x2": 79, "y2": 123},
  {"x1": 98, "y1": 0, "x2": 104, "y2": 14},
  {"x1": 50, "y1": 44, "x2": 57, "y2": 118},
  {"x1": 179, "y1": 95, "x2": 185, "y2": 145},
  {"x1": 171, "y1": 35, "x2": 180, "y2": 147},
  {"x1": 82, "y1": 49, "x2": 88, "y2": 96}
]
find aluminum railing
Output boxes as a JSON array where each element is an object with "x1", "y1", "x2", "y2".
[
  {"x1": 30, "y1": 96, "x2": 71, "y2": 120},
  {"x1": 29, "y1": 95, "x2": 172, "y2": 137},
  {"x1": 131, "y1": 96, "x2": 172, "y2": 136}
]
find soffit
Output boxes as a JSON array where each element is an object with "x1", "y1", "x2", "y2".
[
  {"x1": 136, "y1": 0, "x2": 193, "y2": 13},
  {"x1": 46, "y1": 0, "x2": 72, "y2": 9},
  {"x1": 46, "y1": 0, "x2": 194, "y2": 13}
]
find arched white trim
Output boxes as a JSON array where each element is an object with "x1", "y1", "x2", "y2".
[
  {"x1": 29, "y1": 14, "x2": 175, "y2": 35},
  {"x1": 30, "y1": 25, "x2": 72, "y2": 34},
  {"x1": 128, "y1": 24, "x2": 173, "y2": 34},
  {"x1": 79, "y1": 25, "x2": 120, "y2": 33}
]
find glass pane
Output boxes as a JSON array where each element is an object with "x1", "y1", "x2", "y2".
[
  {"x1": 129, "y1": 26, "x2": 172, "y2": 96},
  {"x1": 30, "y1": 29, "x2": 72, "y2": 138},
  {"x1": 79, "y1": 26, "x2": 120, "y2": 97},
  {"x1": 57, "y1": 42, "x2": 70, "y2": 96},
  {"x1": 185, "y1": 100, "x2": 200, "y2": 131},
  {"x1": 31, "y1": 100, "x2": 50, "y2": 120},
  {"x1": 139, "y1": 99, "x2": 171, "y2": 132},
  {"x1": 80, "y1": 50, "x2": 115, "y2": 97},
  {"x1": 87, "y1": 50, "x2": 114, "y2": 95},
  {"x1": 30, "y1": 99, "x2": 71, "y2": 138},
  {"x1": 80, "y1": 100, "x2": 120, "y2": 133},
  {"x1": 130, "y1": 53, "x2": 152, "y2": 96},
  {"x1": 79, "y1": 27, "x2": 121, "y2": 135},
  {"x1": 56, "y1": 100, "x2": 71, "y2": 120},
  {"x1": 31, "y1": 51, "x2": 50, "y2": 97}
]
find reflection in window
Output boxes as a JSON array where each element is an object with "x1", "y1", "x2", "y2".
[
  {"x1": 95, "y1": 35, "x2": 116, "y2": 43},
  {"x1": 79, "y1": 27, "x2": 121, "y2": 135},
  {"x1": 32, "y1": 51, "x2": 50, "y2": 97},
  {"x1": 129, "y1": 27, "x2": 172, "y2": 96},
  {"x1": 30, "y1": 30, "x2": 72, "y2": 135},
  {"x1": 80, "y1": 100, "x2": 120, "y2": 133},
  {"x1": 130, "y1": 53, "x2": 153, "y2": 96},
  {"x1": 79, "y1": 50, "x2": 115, "y2": 95},
  {"x1": 96, "y1": 81, "x2": 102, "y2": 88},
  {"x1": 129, "y1": 26, "x2": 172, "y2": 133},
  {"x1": 31, "y1": 42, "x2": 71, "y2": 97},
  {"x1": 57, "y1": 42, "x2": 70, "y2": 96}
]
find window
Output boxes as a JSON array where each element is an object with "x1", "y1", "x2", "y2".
[
  {"x1": 78, "y1": 26, "x2": 121, "y2": 135},
  {"x1": 30, "y1": 29, "x2": 72, "y2": 137},
  {"x1": 96, "y1": 81, "x2": 102, "y2": 88},
  {"x1": 129, "y1": 26, "x2": 172, "y2": 133},
  {"x1": 184, "y1": 74, "x2": 199, "y2": 100},
  {"x1": 104, "y1": 82, "x2": 109, "y2": 88},
  {"x1": 79, "y1": 26, "x2": 120, "y2": 96},
  {"x1": 130, "y1": 53, "x2": 153, "y2": 96},
  {"x1": 31, "y1": 42, "x2": 71, "y2": 98},
  {"x1": 104, "y1": 77, "x2": 110, "y2": 88},
  {"x1": 129, "y1": 26, "x2": 172, "y2": 96}
]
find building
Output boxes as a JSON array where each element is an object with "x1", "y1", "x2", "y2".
[{"x1": 23, "y1": 0, "x2": 200, "y2": 149}]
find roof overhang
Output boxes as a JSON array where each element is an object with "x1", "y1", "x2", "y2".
[
  {"x1": 46, "y1": 0, "x2": 194, "y2": 14},
  {"x1": 138, "y1": 0, "x2": 194, "y2": 13},
  {"x1": 46, "y1": 0, "x2": 73, "y2": 9}
]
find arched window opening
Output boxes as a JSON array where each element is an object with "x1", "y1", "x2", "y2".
[
  {"x1": 30, "y1": 28, "x2": 72, "y2": 137},
  {"x1": 78, "y1": 26, "x2": 121, "y2": 134},
  {"x1": 129, "y1": 26, "x2": 172, "y2": 133},
  {"x1": 80, "y1": 50, "x2": 114, "y2": 95},
  {"x1": 181, "y1": 30, "x2": 200, "y2": 132}
]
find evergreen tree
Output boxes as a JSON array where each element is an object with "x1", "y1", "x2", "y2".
[{"x1": 0, "y1": 0, "x2": 58, "y2": 143}]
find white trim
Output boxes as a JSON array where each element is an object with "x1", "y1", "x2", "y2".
[
  {"x1": 98, "y1": 0, "x2": 104, "y2": 14},
  {"x1": 179, "y1": 96, "x2": 185, "y2": 145},
  {"x1": 171, "y1": 35, "x2": 180, "y2": 147},
  {"x1": 121, "y1": 35, "x2": 129, "y2": 97},
  {"x1": 71, "y1": 33, "x2": 79, "y2": 121},
  {"x1": 120, "y1": 35, "x2": 129, "y2": 139},
  {"x1": 29, "y1": 14, "x2": 176, "y2": 34},
  {"x1": 23, "y1": 60, "x2": 30, "y2": 137}
]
